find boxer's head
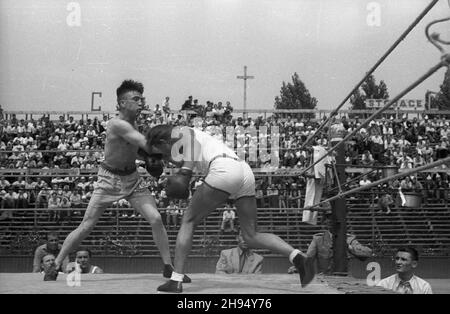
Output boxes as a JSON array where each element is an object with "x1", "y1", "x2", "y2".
[
  {"x1": 116, "y1": 80, "x2": 145, "y2": 118},
  {"x1": 146, "y1": 125, "x2": 183, "y2": 160}
]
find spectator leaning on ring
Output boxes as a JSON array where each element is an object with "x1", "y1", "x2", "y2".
[
  {"x1": 32, "y1": 232, "x2": 69, "y2": 272},
  {"x1": 377, "y1": 247, "x2": 432, "y2": 294},
  {"x1": 40, "y1": 254, "x2": 64, "y2": 275},
  {"x1": 65, "y1": 248, "x2": 103, "y2": 274}
]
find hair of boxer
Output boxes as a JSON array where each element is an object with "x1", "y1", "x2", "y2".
[
  {"x1": 146, "y1": 124, "x2": 177, "y2": 146},
  {"x1": 116, "y1": 80, "x2": 144, "y2": 100}
]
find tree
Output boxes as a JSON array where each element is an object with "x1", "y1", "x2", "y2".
[
  {"x1": 434, "y1": 67, "x2": 450, "y2": 111},
  {"x1": 350, "y1": 75, "x2": 390, "y2": 118},
  {"x1": 274, "y1": 72, "x2": 317, "y2": 119},
  {"x1": 349, "y1": 89, "x2": 366, "y2": 110}
]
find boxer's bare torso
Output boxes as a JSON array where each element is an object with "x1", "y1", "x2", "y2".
[{"x1": 102, "y1": 118, "x2": 139, "y2": 171}]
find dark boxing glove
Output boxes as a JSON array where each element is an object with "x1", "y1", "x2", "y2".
[
  {"x1": 165, "y1": 168, "x2": 193, "y2": 199},
  {"x1": 145, "y1": 158, "x2": 164, "y2": 178}
]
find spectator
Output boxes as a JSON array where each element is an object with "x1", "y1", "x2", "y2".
[
  {"x1": 216, "y1": 231, "x2": 264, "y2": 274},
  {"x1": 0, "y1": 177, "x2": 10, "y2": 190},
  {"x1": 0, "y1": 188, "x2": 15, "y2": 220},
  {"x1": 361, "y1": 150, "x2": 375, "y2": 166},
  {"x1": 398, "y1": 153, "x2": 414, "y2": 169},
  {"x1": 166, "y1": 200, "x2": 180, "y2": 228},
  {"x1": 181, "y1": 96, "x2": 193, "y2": 110},
  {"x1": 255, "y1": 181, "x2": 265, "y2": 208},
  {"x1": 378, "y1": 191, "x2": 394, "y2": 214},
  {"x1": 400, "y1": 176, "x2": 413, "y2": 192},
  {"x1": 59, "y1": 196, "x2": 72, "y2": 221},
  {"x1": 15, "y1": 188, "x2": 29, "y2": 209},
  {"x1": 435, "y1": 174, "x2": 447, "y2": 204},
  {"x1": 36, "y1": 184, "x2": 51, "y2": 208},
  {"x1": 267, "y1": 183, "x2": 279, "y2": 208},
  {"x1": 41, "y1": 254, "x2": 64, "y2": 280},
  {"x1": 410, "y1": 176, "x2": 423, "y2": 193},
  {"x1": 377, "y1": 247, "x2": 432, "y2": 294},
  {"x1": 32, "y1": 232, "x2": 69, "y2": 272},
  {"x1": 289, "y1": 212, "x2": 372, "y2": 275},
  {"x1": 65, "y1": 248, "x2": 103, "y2": 274},
  {"x1": 289, "y1": 189, "x2": 302, "y2": 209},
  {"x1": 70, "y1": 188, "x2": 83, "y2": 213},
  {"x1": 359, "y1": 176, "x2": 371, "y2": 187},
  {"x1": 41, "y1": 254, "x2": 57, "y2": 273},
  {"x1": 48, "y1": 191, "x2": 61, "y2": 221},
  {"x1": 220, "y1": 205, "x2": 237, "y2": 234}
]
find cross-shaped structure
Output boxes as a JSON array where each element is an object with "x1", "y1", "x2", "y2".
[{"x1": 237, "y1": 65, "x2": 254, "y2": 118}]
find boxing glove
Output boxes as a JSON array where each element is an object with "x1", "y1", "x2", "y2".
[
  {"x1": 145, "y1": 158, "x2": 164, "y2": 178},
  {"x1": 165, "y1": 168, "x2": 193, "y2": 199}
]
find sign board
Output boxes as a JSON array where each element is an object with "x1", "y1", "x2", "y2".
[{"x1": 365, "y1": 99, "x2": 425, "y2": 110}]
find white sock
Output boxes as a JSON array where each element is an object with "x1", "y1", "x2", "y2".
[
  {"x1": 171, "y1": 271, "x2": 184, "y2": 282},
  {"x1": 289, "y1": 249, "x2": 301, "y2": 264}
]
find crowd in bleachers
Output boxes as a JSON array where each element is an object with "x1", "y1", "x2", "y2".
[{"x1": 1, "y1": 98, "x2": 450, "y2": 223}]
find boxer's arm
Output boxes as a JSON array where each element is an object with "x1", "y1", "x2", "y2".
[{"x1": 109, "y1": 119, "x2": 150, "y2": 154}]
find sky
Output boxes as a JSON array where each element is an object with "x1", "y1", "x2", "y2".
[{"x1": 1, "y1": 0, "x2": 449, "y2": 114}]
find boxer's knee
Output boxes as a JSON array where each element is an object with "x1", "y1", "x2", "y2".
[{"x1": 148, "y1": 212, "x2": 163, "y2": 226}]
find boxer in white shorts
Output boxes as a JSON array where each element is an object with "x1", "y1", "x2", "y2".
[{"x1": 146, "y1": 125, "x2": 315, "y2": 293}]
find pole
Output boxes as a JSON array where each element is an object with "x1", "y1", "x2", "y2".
[
  {"x1": 331, "y1": 141, "x2": 348, "y2": 275},
  {"x1": 244, "y1": 66, "x2": 247, "y2": 117}
]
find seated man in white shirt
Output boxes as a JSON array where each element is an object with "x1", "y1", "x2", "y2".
[
  {"x1": 220, "y1": 205, "x2": 237, "y2": 234},
  {"x1": 377, "y1": 247, "x2": 432, "y2": 294}
]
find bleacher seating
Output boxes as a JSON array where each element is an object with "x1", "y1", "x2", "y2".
[{"x1": 1, "y1": 202, "x2": 449, "y2": 258}]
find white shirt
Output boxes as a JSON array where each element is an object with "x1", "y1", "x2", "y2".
[
  {"x1": 222, "y1": 210, "x2": 235, "y2": 220},
  {"x1": 177, "y1": 127, "x2": 238, "y2": 174},
  {"x1": 377, "y1": 274, "x2": 432, "y2": 294}
]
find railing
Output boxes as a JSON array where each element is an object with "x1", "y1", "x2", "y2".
[{"x1": 3, "y1": 108, "x2": 450, "y2": 122}]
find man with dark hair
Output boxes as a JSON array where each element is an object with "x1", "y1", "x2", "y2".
[
  {"x1": 377, "y1": 247, "x2": 432, "y2": 294},
  {"x1": 33, "y1": 232, "x2": 69, "y2": 272},
  {"x1": 66, "y1": 248, "x2": 103, "y2": 274},
  {"x1": 147, "y1": 124, "x2": 314, "y2": 293},
  {"x1": 181, "y1": 96, "x2": 193, "y2": 111},
  {"x1": 216, "y1": 231, "x2": 264, "y2": 274},
  {"x1": 45, "y1": 80, "x2": 189, "y2": 283}
]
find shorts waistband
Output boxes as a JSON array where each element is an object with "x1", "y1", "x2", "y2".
[
  {"x1": 209, "y1": 154, "x2": 241, "y2": 165},
  {"x1": 100, "y1": 162, "x2": 137, "y2": 176}
]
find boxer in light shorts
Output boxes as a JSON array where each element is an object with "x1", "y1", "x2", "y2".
[
  {"x1": 146, "y1": 125, "x2": 315, "y2": 293},
  {"x1": 45, "y1": 80, "x2": 190, "y2": 283},
  {"x1": 204, "y1": 156, "x2": 255, "y2": 199}
]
